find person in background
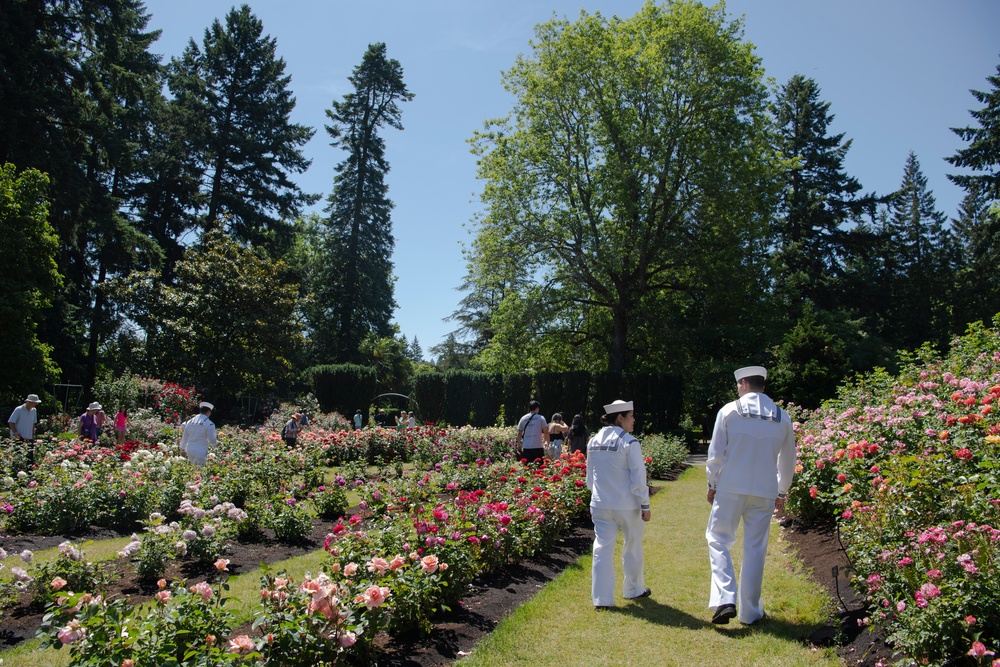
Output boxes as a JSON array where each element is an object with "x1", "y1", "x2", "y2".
[
  {"x1": 282, "y1": 413, "x2": 301, "y2": 448},
  {"x1": 516, "y1": 400, "x2": 549, "y2": 464},
  {"x1": 395, "y1": 410, "x2": 407, "y2": 430},
  {"x1": 407, "y1": 411, "x2": 416, "y2": 428},
  {"x1": 180, "y1": 401, "x2": 217, "y2": 466},
  {"x1": 79, "y1": 402, "x2": 101, "y2": 443},
  {"x1": 547, "y1": 413, "x2": 568, "y2": 459},
  {"x1": 587, "y1": 399, "x2": 651, "y2": 610},
  {"x1": 567, "y1": 414, "x2": 589, "y2": 456},
  {"x1": 299, "y1": 411, "x2": 310, "y2": 427},
  {"x1": 705, "y1": 366, "x2": 796, "y2": 626},
  {"x1": 94, "y1": 406, "x2": 107, "y2": 443},
  {"x1": 115, "y1": 408, "x2": 128, "y2": 445},
  {"x1": 353, "y1": 409, "x2": 364, "y2": 430},
  {"x1": 8, "y1": 393, "x2": 40, "y2": 466},
  {"x1": 375, "y1": 409, "x2": 388, "y2": 428}
]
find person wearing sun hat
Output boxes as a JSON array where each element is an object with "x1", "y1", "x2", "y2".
[
  {"x1": 8, "y1": 394, "x2": 41, "y2": 466},
  {"x1": 705, "y1": 365, "x2": 796, "y2": 626},
  {"x1": 8, "y1": 393, "x2": 41, "y2": 441},
  {"x1": 78, "y1": 401, "x2": 102, "y2": 443},
  {"x1": 180, "y1": 401, "x2": 218, "y2": 466},
  {"x1": 586, "y1": 399, "x2": 652, "y2": 610}
]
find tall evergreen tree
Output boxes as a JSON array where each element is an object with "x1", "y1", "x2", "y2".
[
  {"x1": 770, "y1": 75, "x2": 867, "y2": 313},
  {"x1": 952, "y1": 184, "x2": 1000, "y2": 327},
  {"x1": 946, "y1": 60, "x2": 1000, "y2": 200},
  {"x1": 311, "y1": 42, "x2": 413, "y2": 362},
  {"x1": 0, "y1": 0, "x2": 167, "y2": 393},
  {"x1": 884, "y1": 152, "x2": 956, "y2": 349},
  {"x1": 167, "y1": 4, "x2": 316, "y2": 253}
]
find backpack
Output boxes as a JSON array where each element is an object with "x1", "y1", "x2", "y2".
[{"x1": 281, "y1": 423, "x2": 288, "y2": 439}]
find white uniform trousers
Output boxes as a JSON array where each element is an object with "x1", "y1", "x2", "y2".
[
  {"x1": 705, "y1": 491, "x2": 772, "y2": 624},
  {"x1": 185, "y1": 443, "x2": 209, "y2": 466},
  {"x1": 591, "y1": 507, "x2": 646, "y2": 606}
]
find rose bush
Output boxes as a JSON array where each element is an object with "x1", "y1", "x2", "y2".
[{"x1": 788, "y1": 320, "x2": 1000, "y2": 666}]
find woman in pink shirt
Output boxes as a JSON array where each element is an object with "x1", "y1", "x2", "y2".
[{"x1": 115, "y1": 409, "x2": 128, "y2": 445}]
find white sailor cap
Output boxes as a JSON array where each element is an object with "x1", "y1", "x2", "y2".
[
  {"x1": 199, "y1": 401, "x2": 214, "y2": 410},
  {"x1": 603, "y1": 399, "x2": 634, "y2": 414},
  {"x1": 734, "y1": 366, "x2": 767, "y2": 381}
]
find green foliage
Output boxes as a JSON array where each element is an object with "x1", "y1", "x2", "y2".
[
  {"x1": 305, "y1": 363, "x2": 378, "y2": 416},
  {"x1": 500, "y1": 373, "x2": 532, "y2": 426},
  {"x1": 266, "y1": 496, "x2": 313, "y2": 544},
  {"x1": 443, "y1": 371, "x2": 475, "y2": 426},
  {"x1": 0, "y1": 164, "x2": 62, "y2": 405},
  {"x1": 115, "y1": 226, "x2": 305, "y2": 407},
  {"x1": 312, "y1": 481, "x2": 349, "y2": 520},
  {"x1": 788, "y1": 318, "x2": 1000, "y2": 665},
  {"x1": 306, "y1": 42, "x2": 414, "y2": 362},
  {"x1": 464, "y1": 0, "x2": 782, "y2": 374},
  {"x1": 641, "y1": 434, "x2": 689, "y2": 480},
  {"x1": 411, "y1": 372, "x2": 447, "y2": 425},
  {"x1": 167, "y1": 5, "x2": 315, "y2": 251}
]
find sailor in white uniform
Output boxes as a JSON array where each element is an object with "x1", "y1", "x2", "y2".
[
  {"x1": 180, "y1": 401, "x2": 218, "y2": 466},
  {"x1": 705, "y1": 366, "x2": 796, "y2": 625},
  {"x1": 587, "y1": 399, "x2": 652, "y2": 609}
]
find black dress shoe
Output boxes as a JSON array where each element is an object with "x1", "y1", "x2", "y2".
[
  {"x1": 712, "y1": 603, "x2": 737, "y2": 624},
  {"x1": 627, "y1": 588, "x2": 652, "y2": 599},
  {"x1": 742, "y1": 611, "x2": 767, "y2": 626},
  {"x1": 595, "y1": 605, "x2": 613, "y2": 611}
]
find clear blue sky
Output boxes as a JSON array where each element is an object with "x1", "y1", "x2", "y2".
[{"x1": 143, "y1": 0, "x2": 1000, "y2": 358}]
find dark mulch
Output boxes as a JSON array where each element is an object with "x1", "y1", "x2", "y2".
[
  {"x1": 781, "y1": 517, "x2": 897, "y2": 667},
  {"x1": 0, "y1": 471, "x2": 908, "y2": 666}
]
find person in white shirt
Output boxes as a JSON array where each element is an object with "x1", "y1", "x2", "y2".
[
  {"x1": 406, "y1": 411, "x2": 416, "y2": 428},
  {"x1": 516, "y1": 401, "x2": 549, "y2": 463},
  {"x1": 586, "y1": 399, "x2": 651, "y2": 609},
  {"x1": 705, "y1": 366, "x2": 796, "y2": 625},
  {"x1": 180, "y1": 401, "x2": 218, "y2": 466},
  {"x1": 8, "y1": 393, "x2": 40, "y2": 467}
]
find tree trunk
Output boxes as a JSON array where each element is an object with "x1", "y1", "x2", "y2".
[{"x1": 609, "y1": 305, "x2": 628, "y2": 372}]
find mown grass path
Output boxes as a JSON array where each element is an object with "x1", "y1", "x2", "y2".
[{"x1": 456, "y1": 466, "x2": 841, "y2": 667}]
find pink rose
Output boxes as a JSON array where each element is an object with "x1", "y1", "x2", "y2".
[
  {"x1": 420, "y1": 554, "x2": 440, "y2": 574},
  {"x1": 228, "y1": 635, "x2": 255, "y2": 654},
  {"x1": 214, "y1": 558, "x2": 230, "y2": 572},
  {"x1": 360, "y1": 585, "x2": 390, "y2": 608},
  {"x1": 155, "y1": 590, "x2": 171, "y2": 604},
  {"x1": 50, "y1": 577, "x2": 68, "y2": 591},
  {"x1": 367, "y1": 557, "x2": 389, "y2": 575}
]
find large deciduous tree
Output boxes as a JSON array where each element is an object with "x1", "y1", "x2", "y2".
[
  {"x1": 307, "y1": 42, "x2": 413, "y2": 363},
  {"x1": 114, "y1": 224, "x2": 303, "y2": 410},
  {"x1": 463, "y1": 1, "x2": 783, "y2": 373},
  {"x1": 0, "y1": 165, "x2": 63, "y2": 404},
  {"x1": 167, "y1": 4, "x2": 315, "y2": 253}
]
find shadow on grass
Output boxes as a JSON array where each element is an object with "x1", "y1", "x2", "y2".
[
  {"x1": 601, "y1": 598, "x2": 707, "y2": 630},
  {"x1": 610, "y1": 598, "x2": 821, "y2": 642}
]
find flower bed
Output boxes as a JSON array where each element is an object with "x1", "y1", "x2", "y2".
[
  {"x1": 31, "y1": 451, "x2": 592, "y2": 665},
  {"x1": 788, "y1": 321, "x2": 1000, "y2": 666}
]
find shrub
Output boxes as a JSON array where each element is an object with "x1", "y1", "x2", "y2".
[{"x1": 641, "y1": 433, "x2": 688, "y2": 479}]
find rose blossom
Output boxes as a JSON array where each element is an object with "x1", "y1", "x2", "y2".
[
  {"x1": 339, "y1": 631, "x2": 357, "y2": 648},
  {"x1": 367, "y1": 557, "x2": 389, "y2": 575},
  {"x1": 57, "y1": 620, "x2": 85, "y2": 644},
  {"x1": 50, "y1": 577, "x2": 68, "y2": 591},
  {"x1": 214, "y1": 558, "x2": 230, "y2": 572},
  {"x1": 228, "y1": 635, "x2": 255, "y2": 654},
  {"x1": 359, "y1": 585, "x2": 390, "y2": 608},
  {"x1": 420, "y1": 555, "x2": 440, "y2": 574}
]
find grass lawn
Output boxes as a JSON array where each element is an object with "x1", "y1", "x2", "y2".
[{"x1": 456, "y1": 466, "x2": 840, "y2": 667}]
